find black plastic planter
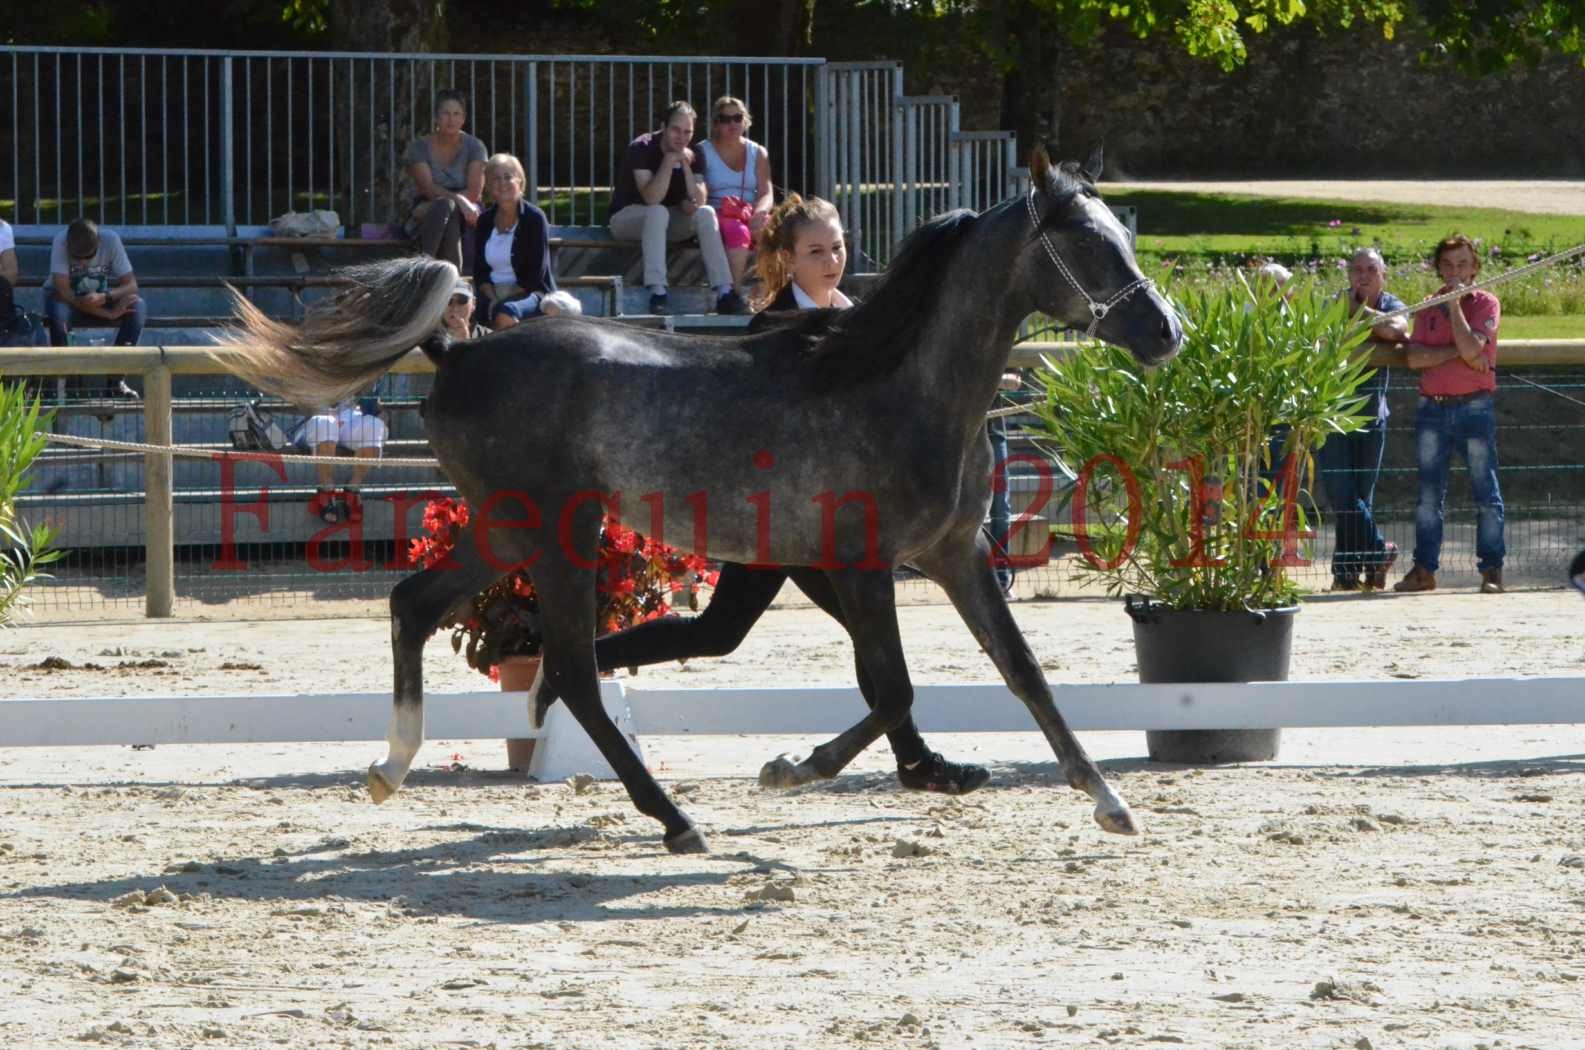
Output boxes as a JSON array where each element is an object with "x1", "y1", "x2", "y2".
[{"x1": 1125, "y1": 598, "x2": 1298, "y2": 764}]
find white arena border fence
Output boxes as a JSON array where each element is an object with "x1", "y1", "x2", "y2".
[{"x1": 5, "y1": 678, "x2": 1583, "y2": 750}]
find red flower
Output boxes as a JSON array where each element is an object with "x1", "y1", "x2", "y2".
[{"x1": 418, "y1": 499, "x2": 714, "y2": 679}]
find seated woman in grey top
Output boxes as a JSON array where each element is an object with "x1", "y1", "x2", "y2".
[{"x1": 403, "y1": 89, "x2": 487, "y2": 272}]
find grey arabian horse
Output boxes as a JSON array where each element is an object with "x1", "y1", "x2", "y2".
[{"x1": 218, "y1": 149, "x2": 1181, "y2": 854}]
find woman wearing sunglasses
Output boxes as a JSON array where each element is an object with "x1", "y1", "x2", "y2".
[{"x1": 697, "y1": 96, "x2": 774, "y2": 294}]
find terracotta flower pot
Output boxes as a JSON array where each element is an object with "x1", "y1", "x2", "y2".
[
  {"x1": 497, "y1": 655, "x2": 541, "y2": 773},
  {"x1": 497, "y1": 654, "x2": 615, "y2": 775}
]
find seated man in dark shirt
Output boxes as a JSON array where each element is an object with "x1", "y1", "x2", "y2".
[{"x1": 607, "y1": 101, "x2": 743, "y2": 316}]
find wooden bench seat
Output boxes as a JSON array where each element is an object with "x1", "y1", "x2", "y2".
[{"x1": 9, "y1": 273, "x2": 624, "y2": 319}]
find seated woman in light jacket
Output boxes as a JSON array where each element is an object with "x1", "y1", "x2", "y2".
[{"x1": 472, "y1": 153, "x2": 581, "y2": 328}]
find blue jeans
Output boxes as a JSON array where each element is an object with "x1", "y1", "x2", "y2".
[
  {"x1": 1318, "y1": 420, "x2": 1388, "y2": 582},
  {"x1": 42, "y1": 286, "x2": 148, "y2": 347},
  {"x1": 986, "y1": 418, "x2": 1013, "y2": 588},
  {"x1": 1412, "y1": 392, "x2": 1505, "y2": 573}
]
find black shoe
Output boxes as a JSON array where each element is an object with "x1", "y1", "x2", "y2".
[
  {"x1": 896, "y1": 751, "x2": 991, "y2": 795},
  {"x1": 715, "y1": 288, "x2": 748, "y2": 315},
  {"x1": 648, "y1": 293, "x2": 670, "y2": 316}
]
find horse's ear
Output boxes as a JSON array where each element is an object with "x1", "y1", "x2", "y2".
[
  {"x1": 1082, "y1": 146, "x2": 1104, "y2": 184},
  {"x1": 1028, "y1": 145, "x2": 1053, "y2": 193}
]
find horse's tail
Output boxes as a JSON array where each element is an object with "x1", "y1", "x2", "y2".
[{"x1": 213, "y1": 256, "x2": 457, "y2": 406}]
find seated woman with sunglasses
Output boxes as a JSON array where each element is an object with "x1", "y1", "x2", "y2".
[
  {"x1": 472, "y1": 153, "x2": 581, "y2": 329},
  {"x1": 697, "y1": 96, "x2": 774, "y2": 293}
]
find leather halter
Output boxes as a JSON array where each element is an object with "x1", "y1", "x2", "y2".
[{"x1": 1026, "y1": 190, "x2": 1154, "y2": 339}]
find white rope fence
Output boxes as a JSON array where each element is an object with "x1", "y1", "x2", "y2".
[
  {"x1": 38, "y1": 431, "x2": 442, "y2": 468},
  {"x1": 30, "y1": 243, "x2": 1585, "y2": 454}
]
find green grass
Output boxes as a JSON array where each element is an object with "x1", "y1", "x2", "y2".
[
  {"x1": 1105, "y1": 189, "x2": 1585, "y2": 264},
  {"x1": 1499, "y1": 315, "x2": 1585, "y2": 339}
]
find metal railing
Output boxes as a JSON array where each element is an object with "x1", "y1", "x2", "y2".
[
  {"x1": 817, "y1": 62, "x2": 903, "y2": 269},
  {"x1": 3, "y1": 45, "x2": 1069, "y2": 270},
  {"x1": 2, "y1": 47, "x2": 827, "y2": 233},
  {"x1": 949, "y1": 130, "x2": 1018, "y2": 214},
  {"x1": 897, "y1": 95, "x2": 958, "y2": 234}
]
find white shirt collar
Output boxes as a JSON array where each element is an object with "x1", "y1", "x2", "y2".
[{"x1": 791, "y1": 282, "x2": 852, "y2": 310}]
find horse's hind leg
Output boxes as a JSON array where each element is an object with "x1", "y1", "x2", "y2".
[
  {"x1": 759, "y1": 569, "x2": 914, "y2": 788},
  {"x1": 369, "y1": 545, "x2": 500, "y2": 803},
  {"x1": 913, "y1": 533, "x2": 1137, "y2": 836}
]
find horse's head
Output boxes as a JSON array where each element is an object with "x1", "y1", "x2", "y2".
[{"x1": 1018, "y1": 146, "x2": 1181, "y2": 366}]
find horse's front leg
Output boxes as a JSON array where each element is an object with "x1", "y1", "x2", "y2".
[
  {"x1": 532, "y1": 523, "x2": 707, "y2": 854},
  {"x1": 758, "y1": 568, "x2": 915, "y2": 788},
  {"x1": 369, "y1": 547, "x2": 499, "y2": 803},
  {"x1": 912, "y1": 531, "x2": 1138, "y2": 836}
]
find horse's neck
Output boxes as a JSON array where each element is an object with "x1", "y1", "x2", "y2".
[{"x1": 901, "y1": 228, "x2": 1026, "y2": 432}]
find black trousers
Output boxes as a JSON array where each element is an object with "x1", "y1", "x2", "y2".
[{"x1": 594, "y1": 562, "x2": 931, "y2": 765}]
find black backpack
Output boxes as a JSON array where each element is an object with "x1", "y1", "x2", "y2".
[{"x1": 1, "y1": 305, "x2": 42, "y2": 345}]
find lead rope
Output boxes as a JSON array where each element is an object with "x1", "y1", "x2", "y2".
[{"x1": 1347, "y1": 242, "x2": 1585, "y2": 334}]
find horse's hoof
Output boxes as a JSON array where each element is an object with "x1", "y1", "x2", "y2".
[
  {"x1": 758, "y1": 754, "x2": 801, "y2": 790},
  {"x1": 664, "y1": 826, "x2": 709, "y2": 855},
  {"x1": 1094, "y1": 799, "x2": 1139, "y2": 836},
  {"x1": 367, "y1": 765, "x2": 396, "y2": 805}
]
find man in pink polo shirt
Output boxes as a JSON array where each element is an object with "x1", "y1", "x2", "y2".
[{"x1": 1394, "y1": 234, "x2": 1505, "y2": 594}]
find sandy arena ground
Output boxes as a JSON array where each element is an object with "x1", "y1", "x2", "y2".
[
  {"x1": 2, "y1": 589, "x2": 1584, "y2": 1048},
  {"x1": 1102, "y1": 180, "x2": 1585, "y2": 216}
]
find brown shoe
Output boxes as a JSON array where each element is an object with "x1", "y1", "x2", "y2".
[
  {"x1": 1393, "y1": 564, "x2": 1437, "y2": 593},
  {"x1": 1366, "y1": 541, "x2": 1399, "y2": 590},
  {"x1": 1480, "y1": 568, "x2": 1504, "y2": 594}
]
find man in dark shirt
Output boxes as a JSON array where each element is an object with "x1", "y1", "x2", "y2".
[{"x1": 608, "y1": 101, "x2": 742, "y2": 316}]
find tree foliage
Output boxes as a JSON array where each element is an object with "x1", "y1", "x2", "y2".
[{"x1": 1413, "y1": 0, "x2": 1584, "y2": 73}]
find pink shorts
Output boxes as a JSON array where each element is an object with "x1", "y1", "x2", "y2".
[{"x1": 719, "y1": 217, "x2": 753, "y2": 251}]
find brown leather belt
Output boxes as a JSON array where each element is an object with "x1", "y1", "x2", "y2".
[{"x1": 1426, "y1": 391, "x2": 1488, "y2": 406}]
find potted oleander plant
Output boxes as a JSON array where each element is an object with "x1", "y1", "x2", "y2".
[
  {"x1": 1, "y1": 383, "x2": 63, "y2": 626},
  {"x1": 1030, "y1": 274, "x2": 1373, "y2": 763}
]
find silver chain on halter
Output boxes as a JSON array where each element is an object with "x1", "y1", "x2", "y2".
[{"x1": 1026, "y1": 190, "x2": 1155, "y2": 338}]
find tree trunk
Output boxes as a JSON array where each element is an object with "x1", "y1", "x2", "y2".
[
  {"x1": 731, "y1": 0, "x2": 814, "y2": 55},
  {"x1": 998, "y1": 1, "x2": 1063, "y2": 162},
  {"x1": 329, "y1": 0, "x2": 447, "y2": 54},
  {"x1": 326, "y1": 0, "x2": 450, "y2": 231}
]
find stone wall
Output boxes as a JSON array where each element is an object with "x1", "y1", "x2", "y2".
[{"x1": 951, "y1": 24, "x2": 1585, "y2": 178}]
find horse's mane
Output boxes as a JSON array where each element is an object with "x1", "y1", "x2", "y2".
[
  {"x1": 736, "y1": 209, "x2": 979, "y2": 390},
  {"x1": 736, "y1": 171, "x2": 1095, "y2": 388}
]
